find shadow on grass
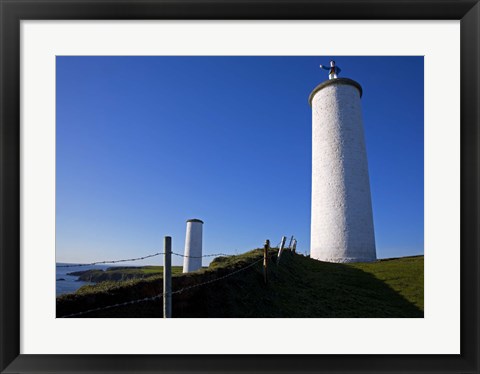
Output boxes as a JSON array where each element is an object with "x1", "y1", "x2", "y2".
[{"x1": 173, "y1": 252, "x2": 423, "y2": 318}]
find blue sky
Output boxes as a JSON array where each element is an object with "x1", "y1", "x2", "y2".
[{"x1": 56, "y1": 56, "x2": 424, "y2": 265}]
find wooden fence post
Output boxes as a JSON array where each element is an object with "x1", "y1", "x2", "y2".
[
  {"x1": 163, "y1": 236, "x2": 172, "y2": 318},
  {"x1": 263, "y1": 240, "x2": 270, "y2": 285},
  {"x1": 292, "y1": 239, "x2": 297, "y2": 254},
  {"x1": 288, "y1": 235, "x2": 294, "y2": 250},
  {"x1": 277, "y1": 236, "x2": 287, "y2": 264}
]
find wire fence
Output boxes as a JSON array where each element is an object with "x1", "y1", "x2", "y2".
[
  {"x1": 56, "y1": 252, "x2": 165, "y2": 268},
  {"x1": 171, "y1": 257, "x2": 264, "y2": 296},
  {"x1": 58, "y1": 236, "x2": 295, "y2": 318},
  {"x1": 61, "y1": 294, "x2": 163, "y2": 318},
  {"x1": 60, "y1": 256, "x2": 265, "y2": 318},
  {"x1": 172, "y1": 252, "x2": 231, "y2": 259},
  {"x1": 56, "y1": 251, "x2": 233, "y2": 268}
]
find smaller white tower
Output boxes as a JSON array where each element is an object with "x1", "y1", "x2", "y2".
[{"x1": 182, "y1": 219, "x2": 203, "y2": 273}]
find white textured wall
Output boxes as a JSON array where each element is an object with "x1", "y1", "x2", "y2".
[
  {"x1": 310, "y1": 81, "x2": 376, "y2": 263},
  {"x1": 183, "y1": 221, "x2": 203, "y2": 273}
]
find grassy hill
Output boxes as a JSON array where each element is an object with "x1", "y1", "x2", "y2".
[
  {"x1": 56, "y1": 249, "x2": 423, "y2": 318},
  {"x1": 67, "y1": 266, "x2": 183, "y2": 283}
]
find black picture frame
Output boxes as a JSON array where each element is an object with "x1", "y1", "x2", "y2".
[{"x1": 1, "y1": 1, "x2": 479, "y2": 373}]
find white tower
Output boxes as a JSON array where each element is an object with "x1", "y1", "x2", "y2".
[
  {"x1": 309, "y1": 78, "x2": 376, "y2": 263},
  {"x1": 183, "y1": 219, "x2": 203, "y2": 273}
]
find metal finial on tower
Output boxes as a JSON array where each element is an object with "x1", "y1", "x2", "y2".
[{"x1": 319, "y1": 60, "x2": 341, "y2": 80}]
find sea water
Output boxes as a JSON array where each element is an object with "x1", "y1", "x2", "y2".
[{"x1": 56, "y1": 263, "x2": 111, "y2": 296}]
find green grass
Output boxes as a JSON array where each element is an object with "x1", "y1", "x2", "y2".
[
  {"x1": 57, "y1": 250, "x2": 423, "y2": 318},
  {"x1": 349, "y1": 256, "x2": 424, "y2": 311},
  {"x1": 261, "y1": 252, "x2": 424, "y2": 318},
  {"x1": 69, "y1": 265, "x2": 183, "y2": 283},
  {"x1": 74, "y1": 277, "x2": 160, "y2": 295}
]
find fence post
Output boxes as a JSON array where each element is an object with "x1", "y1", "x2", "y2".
[
  {"x1": 292, "y1": 239, "x2": 297, "y2": 254},
  {"x1": 263, "y1": 240, "x2": 270, "y2": 285},
  {"x1": 288, "y1": 235, "x2": 294, "y2": 250},
  {"x1": 277, "y1": 236, "x2": 287, "y2": 264},
  {"x1": 163, "y1": 236, "x2": 172, "y2": 318}
]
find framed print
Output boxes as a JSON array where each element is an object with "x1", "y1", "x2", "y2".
[{"x1": 1, "y1": 0, "x2": 479, "y2": 373}]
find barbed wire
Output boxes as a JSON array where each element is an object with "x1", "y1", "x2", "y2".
[
  {"x1": 171, "y1": 257, "x2": 264, "y2": 295},
  {"x1": 57, "y1": 251, "x2": 239, "y2": 268},
  {"x1": 60, "y1": 255, "x2": 264, "y2": 318},
  {"x1": 172, "y1": 251, "x2": 232, "y2": 258},
  {"x1": 56, "y1": 252, "x2": 164, "y2": 268},
  {"x1": 61, "y1": 293, "x2": 164, "y2": 318},
  {"x1": 57, "y1": 236, "x2": 292, "y2": 270}
]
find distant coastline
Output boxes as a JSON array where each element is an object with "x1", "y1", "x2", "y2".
[
  {"x1": 56, "y1": 264, "x2": 178, "y2": 296},
  {"x1": 65, "y1": 266, "x2": 166, "y2": 283},
  {"x1": 56, "y1": 263, "x2": 109, "y2": 296}
]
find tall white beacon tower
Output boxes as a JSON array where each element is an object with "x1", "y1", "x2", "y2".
[
  {"x1": 309, "y1": 77, "x2": 376, "y2": 263},
  {"x1": 182, "y1": 219, "x2": 203, "y2": 273}
]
